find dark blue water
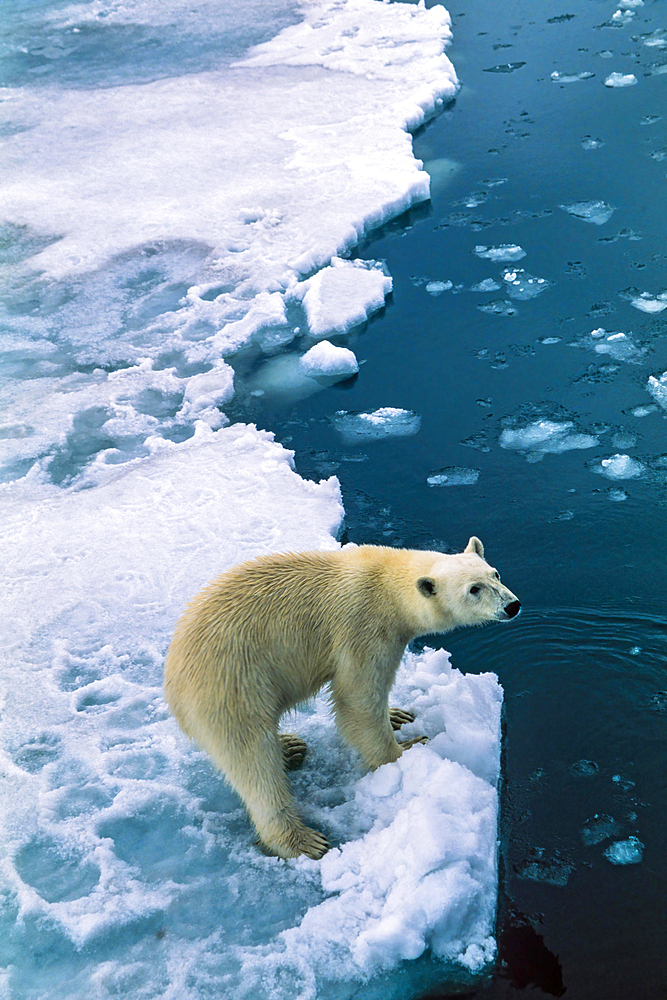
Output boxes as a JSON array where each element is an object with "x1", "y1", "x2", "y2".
[{"x1": 240, "y1": 0, "x2": 667, "y2": 995}]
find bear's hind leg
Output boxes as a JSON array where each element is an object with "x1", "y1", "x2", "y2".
[
  {"x1": 279, "y1": 733, "x2": 307, "y2": 770},
  {"x1": 212, "y1": 729, "x2": 328, "y2": 860}
]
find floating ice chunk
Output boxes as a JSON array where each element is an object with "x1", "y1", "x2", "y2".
[
  {"x1": 484, "y1": 62, "x2": 526, "y2": 73},
  {"x1": 332, "y1": 407, "x2": 421, "y2": 444},
  {"x1": 611, "y1": 8, "x2": 636, "y2": 23},
  {"x1": 500, "y1": 421, "x2": 599, "y2": 461},
  {"x1": 619, "y1": 0, "x2": 644, "y2": 7},
  {"x1": 427, "y1": 467, "x2": 480, "y2": 487},
  {"x1": 425, "y1": 280, "x2": 453, "y2": 295},
  {"x1": 607, "y1": 488, "x2": 629, "y2": 501},
  {"x1": 178, "y1": 362, "x2": 235, "y2": 425},
  {"x1": 604, "y1": 71, "x2": 638, "y2": 86},
  {"x1": 631, "y1": 403, "x2": 658, "y2": 417},
  {"x1": 647, "y1": 372, "x2": 667, "y2": 410},
  {"x1": 516, "y1": 850, "x2": 573, "y2": 887},
  {"x1": 604, "y1": 837, "x2": 644, "y2": 865},
  {"x1": 474, "y1": 244, "x2": 526, "y2": 262},
  {"x1": 560, "y1": 201, "x2": 615, "y2": 225},
  {"x1": 628, "y1": 291, "x2": 667, "y2": 313},
  {"x1": 580, "y1": 814, "x2": 622, "y2": 846},
  {"x1": 299, "y1": 341, "x2": 359, "y2": 381},
  {"x1": 501, "y1": 268, "x2": 551, "y2": 301},
  {"x1": 539, "y1": 337, "x2": 561, "y2": 345},
  {"x1": 477, "y1": 300, "x2": 518, "y2": 317},
  {"x1": 551, "y1": 70, "x2": 595, "y2": 83},
  {"x1": 592, "y1": 453, "x2": 645, "y2": 479},
  {"x1": 572, "y1": 759, "x2": 599, "y2": 777},
  {"x1": 293, "y1": 259, "x2": 392, "y2": 340},
  {"x1": 577, "y1": 328, "x2": 646, "y2": 363},
  {"x1": 581, "y1": 135, "x2": 605, "y2": 149},
  {"x1": 471, "y1": 278, "x2": 502, "y2": 292}
]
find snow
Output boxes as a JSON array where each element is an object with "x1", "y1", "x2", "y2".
[
  {"x1": 560, "y1": 201, "x2": 615, "y2": 225},
  {"x1": 332, "y1": 407, "x2": 422, "y2": 443},
  {"x1": 604, "y1": 72, "x2": 638, "y2": 87},
  {"x1": 500, "y1": 420, "x2": 599, "y2": 462}
]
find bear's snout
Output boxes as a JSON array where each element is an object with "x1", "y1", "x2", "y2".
[{"x1": 503, "y1": 600, "x2": 521, "y2": 619}]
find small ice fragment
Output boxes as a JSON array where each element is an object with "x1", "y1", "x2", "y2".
[
  {"x1": 539, "y1": 337, "x2": 561, "y2": 345},
  {"x1": 579, "y1": 328, "x2": 646, "y2": 363},
  {"x1": 631, "y1": 404, "x2": 657, "y2": 417},
  {"x1": 640, "y1": 114, "x2": 662, "y2": 124},
  {"x1": 612, "y1": 774, "x2": 635, "y2": 790},
  {"x1": 598, "y1": 49, "x2": 614, "y2": 58},
  {"x1": 471, "y1": 278, "x2": 502, "y2": 292},
  {"x1": 607, "y1": 488, "x2": 628, "y2": 501},
  {"x1": 481, "y1": 177, "x2": 508, "y2": 187},
  {"x1": 572, "y1": 759, "x2": 599, "y2": 777},
  {"x1": 501, "y1": 268, "x2": 552, "y2": 300},
  {"x1": 629, "y1": 646, "x2": 641, "y2": 655},
  {"x1": 484, "y1": 62, "x2": 526, "y2": 73},
  {"x1": 560, "y1": 201, "x2": 615, "y2": 225},
  {"x1": 629, "y1": 291, "x2": 667, "y2": 314},
  {"x1": 425, "y1": 280, "x2": 453, "y2": 296},
  {"x1": 581, "y1": 135, "x2": 605, "y2": 149},
  {"x1": 611, "y1": 8, "x2": 636, "y2": 23},
  {"x1": 332, "y1": 407, "x2": 421, "y2": 444},
  {"x1": 580, "y1": 814, "x2": 622, "y2": 846},
  {"x1": 551, "y1": 70, "x2": 595, "y2": 83},
  {"x1": 645, "y1": 373, "x2": 667, "y2": 410},
  {"x1": 476, "y1": 398, "x2": 493, "y2": 407},
  {"x1": 619, "y1": 0, "x2": 643, "y2": 7},
  {"x1": 500, "y1": 420, "x2": 598, "y2": 459},
  {"x1": 474, "y1": 244, "x2": 526, "y2": 262},
  {"x1": 592, "y1": 453, "x2": 644, "y2": 479},
  {"x1": 517, "y1": 851, "x2": 573, "y2": 886},
  {"x1": 611, "y1": 430, "x2": 636, "y2": 449},
  {"x1": 427, "y1": 467, "x2": 480, "y2": 487},
  {"x1": 604, "y1": 71, "x2": 638, "y2": 87},
  {"x1": 299, "y1": 341, "x2": 359, "y2": 381},
  {"x1": 604, "y1": 837, "x2": 643, "y2": 865},
  {"x1": 477, "y1": 299, "x2": 518, "y2": 317}
]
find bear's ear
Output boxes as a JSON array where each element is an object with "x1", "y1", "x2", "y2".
[
  {"x1": 464, "y1": 536, "x2": 485, "y2": 558},
  {"x1": 417, "y1": 577, "x2": 437, "y2": 597}
]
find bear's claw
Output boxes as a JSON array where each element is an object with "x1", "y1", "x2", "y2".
[
  {"x1": 389, "y1": 707, "x2": 416, "y2": 730},
  {"x1": 399, "y1": 735, "x2": 428, "y2": 751},
  {"x1": 279, "y1": 733, "x2": 308, "y2": 770},
  {"x1": 293, "y1": 826, "x2": 330, "y2": 860}
]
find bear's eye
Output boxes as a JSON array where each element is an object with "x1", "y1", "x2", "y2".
[{"x1": 469, "y1": 585, "x2": 481, "y2": 595}]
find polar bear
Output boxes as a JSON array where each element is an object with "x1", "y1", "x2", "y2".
[{"x1": 164, "y1": 537, "x2": 520, "y2": 860}]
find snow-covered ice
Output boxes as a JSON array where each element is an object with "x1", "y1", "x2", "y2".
[
  {"x1": 425, "y1": 280, "x2": 454, "y2": 296},
  {"x1": 627, "y1": 291, "x2": 667, "y2": 314},
  {"x1": 647, "y1": 372, "x2": 667, "y2": 410},
  {"x1": 575, "y1": 328, "x2": 646, "y2": 363},
  {"x1": 551, "y1": 71, "x2": 595, "y2": 83},
  {"x1": 299, "y1": 341, "x2": 360, "y2": 380},
  {"x1": 427, "y1": 467, "x2": 481, "y2": 487},
  {"x1": 501, "y1": 269, "x2": 551, "y2": 301},
  {"x1": 604, "y1": 71, "x2": 638, "y2": 87},
  {"x1": 500, "y1": 421, "x2": 599, "y2": 462},
  {"x1": 292, "y1": 259, "x2": 393, "y2": 340},
  {"x1": 473, "y1": 244, "x2": 526, "y2": 262},
  {"x1": 560, "y1": 201, "x2": 616, "y2": 225},
  {"x1": 333, "y1": 407, "x2": 422, "y2": 444}
]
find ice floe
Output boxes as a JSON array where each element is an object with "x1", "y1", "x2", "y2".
[
  {"x1": 473, "y1": 244, "x2": 526, "y2": 262},
  {"x1": 332, "y1": 407, "x2": 422, "y2": 444},
  {"x1": 560, "y1": 201, "x2": 615, "y2": 225},
  {"x1": 647, "y1": 372, "x2": 667, "y2": 410},
  {"x1": 551, "y1": 71, "x2": 595, "y2": 83},
  {"x1": 604, "y1": 71, "x2": 638, "y2": 87},
  {"x1": 477, "y1": 300, "x2": 519, "y2": 317},
  {"x1": 471, "y1": 278, "x2": 503, "y2": 292},
  {"x1": 292, "y1": 259, "x2": 393, "y2": 340},
  {"x1": 604, "y1": 837, "x2": 644, "y2": 865},
  {"x1": 574, "y1": 328, "x2": 646, "y2": 363},
  {"x1": 580, "y1": 815, "x2": 622, "y2": 846},
  {"x1": 299, "y1": 342, "x2": 360, "y2": 381},
  {"x1": 500, "y1": 420, "x2": 599, "y2": 462},
  {"x1": 427, "y1": 467, "x2": 481, "y2": 487},
  {"x1": 626, "y1": 290, "x2": 667, "y2": 314},
  {"x1": 501, "y1": 269, "x2": 551, "y2": 301},
  {"x1": 591, "y1": 453, "x2": 645, "y2": 479},
  {"x1": 425, "y1": 280, "x2": 454, "y2": 295}
]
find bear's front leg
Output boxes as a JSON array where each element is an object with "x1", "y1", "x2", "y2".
[{"x1": 331, "y1": 675, "x2": 403, "y2": 770}]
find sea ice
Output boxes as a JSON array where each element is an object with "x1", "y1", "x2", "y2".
[
  {"x1": 627, "y1": 291, "x2": 667, "y2": 314},
  {"x1": 292, "y1": 259, "x2": 393, "y2": 340},
  {"x1": 332, "y1": 407, "x2": 422, "y2": 444},
  {"x1": 425, "y1": 280, "x2": 454, "y2": 295},
  {"x1": 477, "y1": 300, "x2": 518, "y2": 317},
  {"x1": 581, "y1": 135, "x2": 605, "y2": 149},
  {"x1": 551, "y1": 71, "x2": 595, "y2": 83},
  {"x1": 471, "y1": 278, "x2": 502, "y2": 292},
  {"x1": 604, "y1": 71, "x2": 638, "y2": 87},
  {"x1": 299, "y1": 341, "x2": 360, "y2": 381},
  {"x1": 604, "y1": 837, "x2": 644, "y2": 865},
  {"x1": 591, "y1": 453, "x2": 645, "y2": 479},
  {"x1": 427, "y1": 467, "x2": 480, "y2": 487},
  {"x1": 580, "y1": 814, "x2": 622, "y2": 846},
  {"x1": 473, "y1": 244, "x2": 526, "y2": 262},
  {"x1": 560, "y1": 201, "x2": 616, "y2": 225},
  {"x1": 647, "y1": 372, "x2": 667, "y2": 410},
  {"x1": 501, "y1": 269, "x2": 551, "y2": 301},
  {"x1": 500, "y1": 420, "x2": 599, "y2": 461},
  {"x1": 575, "y1": 328, "x2": 646, "y2": 363}
]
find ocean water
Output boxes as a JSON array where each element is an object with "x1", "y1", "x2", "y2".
[{"x1": 238, "y1": 0, "x2": 667, "y2": 996}]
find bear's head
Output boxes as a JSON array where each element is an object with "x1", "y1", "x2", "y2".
[{"x1": 411, "y1": 536, "x2": 521, "y2": 636}]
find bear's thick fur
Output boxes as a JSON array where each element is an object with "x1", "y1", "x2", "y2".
[{"x1": 164, "y1": 537, "x2": 520, "y2": 859}]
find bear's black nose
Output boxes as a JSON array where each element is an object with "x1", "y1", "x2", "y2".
[{"x1": 504, "y1": 600, "x2": 521, "y2": 619}]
